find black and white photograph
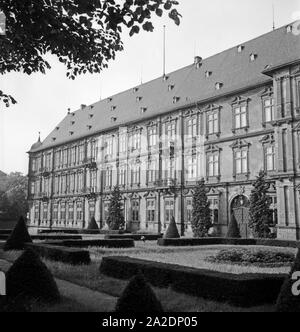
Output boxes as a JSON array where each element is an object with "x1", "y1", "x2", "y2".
[{"x1": 1, "y1": 0, "x2": 300, "y2": 318}]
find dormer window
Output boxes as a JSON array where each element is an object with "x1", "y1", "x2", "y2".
[
  {"x1": 69, "y1": 131, "x2": 74, "y2": 136},
  {"x1": 89, "y1": 114, "x2": 94, "y2": 119},
  {"x1": 163, "y1": 75, "x2": 169, "y2": 81},
  {"x1": 173, "y1": 96, "x2": 180, "y2": 104},
  {"x1": 52, "y1": 137, "x2": 56, "y2": 142},
  {"x1": 56, "y1": 127, "x2": 60, "y2": 131},
  {"x1": 136, "y1": 96, "x2": 142, "y2": 102},
  {"x1": 205, "y1": 71, "x2": 212, "y2": 78},
  {"x1": 286, "y1": 25, "x2": 293, "y2": 33},
  {"x1": 111, "y1": 106, "x2": 116, "y2": 111},
  {"x1": 141, "y1": 107, "x2": 147, "y2": 114},
  {"x1": 250, "y1": 53, "x2": 258, "y2": 62},
  {"x1": 168, "y1": 85, "x2": 175, "y2": 91},
  {"x1": 133, "y1": 87, "x2": 139, "y2": 93},
  {"x1": 237, "y1": 45, "x2": 245, "y2": 53},
  {"x1": 71, "y1": 121, "x2": 75, "y2": 125},
  {"x1": 108, "y1": 97, "x2": 113, "y2": 103},
  {"x1": 215, "y1": 82, "x2": 223, "y2": 90},
  {"x1": 87, "y1": 125, "x2": 92, "y2": 130},
  {"x1": 111, "y1": 117, "x2": 117, "y2": 123}
]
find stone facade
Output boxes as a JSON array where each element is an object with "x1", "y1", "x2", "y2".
[{"x1": 27, "y1": 22, "x2": 300, "y2": 239}]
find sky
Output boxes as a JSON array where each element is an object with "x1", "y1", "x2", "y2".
[{"x1": 0, "y1": 0, "x2": 300, "y2": 175}]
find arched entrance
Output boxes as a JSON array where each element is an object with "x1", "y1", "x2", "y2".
[{"x1": 231, "y1": 195, "x2": 251, "y2": 238}]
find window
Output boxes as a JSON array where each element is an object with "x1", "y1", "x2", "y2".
[
  {"x1": 166, "y1": 122, "x2": 176, "y2": 141},
  {"x1": 76, "y1": 202, "x2": 83, "y2": 221},
  {"x1": 148, "y1": 159, "x2": 158, "y2": 184},
  {"x1": 146, "y1": 199, "x2": 156, "y2": 223},
  {"x1": 88, "y1": 201, "x2": 95, "y2": 220},
  {"x1": 235, "y1": 150, "x2": 248, "y2": 175},
  {"x1": 79, "y1": 144, "x2": 85, "y2": 163},
  {"x1": 166, "y1": 158, "x2": 175, "y2": 180},
  {"x1": 55, "y1": 176, "x2": 59, "y2": 194},
  {"x1": 105, "y1": 167, "x2": 112, "y2": 188},
  {"x1": 209, "y1": 198, "x2": 219, "y2": 224},
  {"x1": 43, "y1": 203, "x2": 48, "y2": 221},
  {"x1": 119, "y1": 165, "x2": 126, "y2": 186},
  {"x1": 297, "y1": 80, "x2": 300, "y2": 108},
  {"x1": 165, "y1": 199, "x2": 174, "y2": 226},
  {"x1": 148, "y1": 126, "x2": 157, "y2": 147},
  {"x1": 106, "y1": 138, "x2": 113, "y2": 156},
  {"x1": 187, "y1": 117, "x2": 197, "y2": 137},
  {"x1": 119, "y1": 135, "x2": 127, "y2": 153},
  {"x1": 34, "y1": 204, "x2": 39, "y2": 221},
  {"x1": 208, "y1": 154, "x2": 219, "y2": 177},
  {"x1": 68, "y1": 202, "x2": 74, "y2": 221},
  {"x1": 265, "y1": 146, "x2": 275, "y2": 171},
  {"x1": 30, "y1": 182, "x2": 35, "y2": 195},
  {"x1": 71, "y1": 147, "x2": 76, "y2": 165},
  {"x1": 234, "y1": 106, "x2": 247, "y2": 129},
  {"x1": 70, "y1": 173, "x2": 75, "y2": 193},
  {"x1": 55, "y1": 151, "x2": 61, "y2": 168},
  {"x1": 32, "y1": 159, "x2": 36, "y2": 172},
  {"x1": 207, "y1": 112, "x2": 219, "y2": 135},
  {"x1": 186, "y1": 156, "x2": 197, "y2": 180},
  {"x1": 77, "y1": 173, "x2": 83, "y2": 192},
  {"x1": 263, "y1": 98, "x2": 275, "y2": 123},
  {"x1": 132, "y1": 200, "x2": 139, "y2": 222},
  {"x1": 90, "y1": 170, "x2": 97, "y2": 191},
  {"x1": 269, "y1": 196, "x2": 278, "y2": 225},
  {"x1": 60, "y1": 203, "x2": 66, "y2": 221},
  {"x1": 63, "y1": 149, "x2": 68, "y2": 167},
  {"x1": 186, "y1": 198, "x2": 193, "y2": 226},
  {"x1": 53, "y1": 204, "x2": 58, "y2": 220},
  {"x1": 131, "y1": 165, "x2": 140, "y2": 185},
  {"x1": 130, "y1": 131, "x2": 141, "y2": 151}
]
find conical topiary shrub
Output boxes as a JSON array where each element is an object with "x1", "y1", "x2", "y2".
[
  {"x1": 115, "y1": 272, "x2": 163, "y2": 313},
  {"x1": 226, "y1": 214, "x2": 241, "y2": 238},
  {"x1": 276, "y1": 249, "x2": 300, "y2": 312},
  {"x1": 87, "y1": 217, "x2": 99, "y2": 230},
  {"x1": 4, "y1": 216, "x2": 32, "y2": 251},
  {"x1": 6, "y1": 249, "x2": 60, "y2": 304},
  {"x1": 164, "y1": 216, "x2": 180, "y2": 239}
]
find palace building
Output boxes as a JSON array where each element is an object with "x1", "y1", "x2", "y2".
[{"x1": 28, "y1": 21, "x2": 300, "y2": 239}]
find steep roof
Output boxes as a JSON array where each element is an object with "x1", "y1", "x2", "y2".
[{"x1": 30, "y1": 20, "x2": 300, "y2": 153}]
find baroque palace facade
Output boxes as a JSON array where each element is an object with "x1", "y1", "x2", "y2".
[{"x1": 28, "y1": 21, "x2": 300, "y2": 239}]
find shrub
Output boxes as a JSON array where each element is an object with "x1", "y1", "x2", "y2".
[
  {"x1": 107, "y1": 186, "x2": 125, "y2": 231},
  {"x1": 87, "y1": 217, "x2": 99, "y2": 231},
  {"x1": 164, "y1": 217, "x2": 180, "y2": 239},
  {"x1": 115, "y1": 272, "x2": 163, "y2": 313},
  {"x1": 276, "y1": 249, "x2": 300, "y2": 312},
  {"x1": 6, "y1": 249, "x2": 60, "y2": 304},
  {"x1": 192, "y1": 179, "x2": 212, "y2": 238},
  {"x1": 227, "y1": 214, "x2": 240, "y2": 238},
  {"x1": 208, "y1": 248, "x2": 295, "y2": 266},
  {"x1": 4, "y1": 216, "x2": 32, "y2": 251}
]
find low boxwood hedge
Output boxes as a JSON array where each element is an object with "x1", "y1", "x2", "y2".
[
  {"x1": 157, "y1": 237, "x2": 300, "y2": 248},
  {"x1": 105, "y1": 234, "x2": 163, "y2": 241},
  {"x1": 100, "y1": 256, "x2": 285, "y2": 307},
  {"x1": 25, "y1": 243, "x2": 91, "y2": 265},
  {"x1": 46, "y1": 239, "x2": 135, "y2": 248},
  {"x1": 32, "y1": 235, "x2": 82, "y2": 241}
]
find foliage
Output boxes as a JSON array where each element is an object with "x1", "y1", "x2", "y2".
[
  {"x1": 208, "y1": 248, "x2": 295, "y2": 266},
  {"x1": 192, "y1": 179, "x2": 212, "y2": 238},
  {"x1": 276, "y1": 249, "x2": 300, "y2": 312},
  {"x1": 249, "y1": 171, "x2": 272, "y2": 238},
  {"x1": 107, "y1": 186, "x2": 125, "y2": 231},
  {"x1": 4, "y1": 216, "x2": 32, "y2": 251},
  {"x1": 226, "y1": 214, "x2": 241, "y2": 238},
  {"x1": 115, "y1": 272, "x2": 163, "y2": 313},
  {"x1": 87, "y1": 216, "x2": 99, "y2": 230},
  {"x1": 164, "y1": 216, "x2": 180, "y2": 239},
  {"x1": 0, "y1": 172, "x2": 28, "y2": 220},
  {"x1": 6, "y1": 249, "x2": 61, "y2": 303},
  {"x1": 0, "y1": 0, "x2": 181, "y2": 107}
]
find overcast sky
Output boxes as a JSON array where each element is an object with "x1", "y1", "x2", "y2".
[{"x1": 1, "y1": 0, "x2": 300, "y2": 175}]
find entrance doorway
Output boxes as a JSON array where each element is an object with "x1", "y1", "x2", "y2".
[{"x1": 231, "y1": 195, "x2": 251, "y2": 238}]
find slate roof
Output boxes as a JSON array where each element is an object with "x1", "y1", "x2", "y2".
[{"x1": 30, "y1": 20, "x2": 300, "y2": 153}]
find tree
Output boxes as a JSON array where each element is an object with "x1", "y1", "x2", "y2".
[
  {"x1": 4, "y1": 216, "x2": 32, "y2": 251},
  {"x1": 115, "y1": 272, "x2": 163, "y2": 313},
  {"x1": 87, "y1": 216, "x2": 99, "y2": 230},
  {"x1": 226, "y1": 214, "x2": 241, "y2": 238},
  {"x1": 0, "y1": 0, "x2": 181, "y2": 107},
  {"x1": 276, "y1": 249, "x2": 300, "y2": 312},
  {"x1": 107, "y1": 186, "x2": 125, "y2": 231},
  {"x1": 164, "y1": 216, "x2": 180, "y2": 239},
  {"x1": 249, "y1": 171, "x2": 272, "y2": 238},
  {"x1": 192, "y1": 179, "x2": 212, "y2": 238}
]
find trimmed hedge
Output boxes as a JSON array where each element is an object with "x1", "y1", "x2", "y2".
[
  {"x1": 38, "y1": 228, "x2": 126, "y2": 235},
  {"x1": 105, "y1": 234, "x2": 163, "y2": 241},
  {"x1": 25, "y1": 243, "x2": 91, "y2": 265},
  {"x1": 4, "y1": 216, "x2": 32, "y2": 251},
  {"x1": 47, "y1": 239, "x2": 135, "y2": 248},
  {"x1": 32, "y1": 235, "x2": 82, "y2": 241},
  {"x1": 158, "y1": 237, "x2": 300, "y2": 248},
  {"x1": 100, "y1": 256, "x2": 285, "y2": 307}
]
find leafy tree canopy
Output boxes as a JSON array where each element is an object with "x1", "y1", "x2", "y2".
[{"x1": 0, "y1": 0, "x2": 181, "y2": 107}]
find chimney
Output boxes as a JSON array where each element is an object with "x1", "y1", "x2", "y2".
[{"x1": 194, "y1": 56, "x2": 202, "y2": 68}]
